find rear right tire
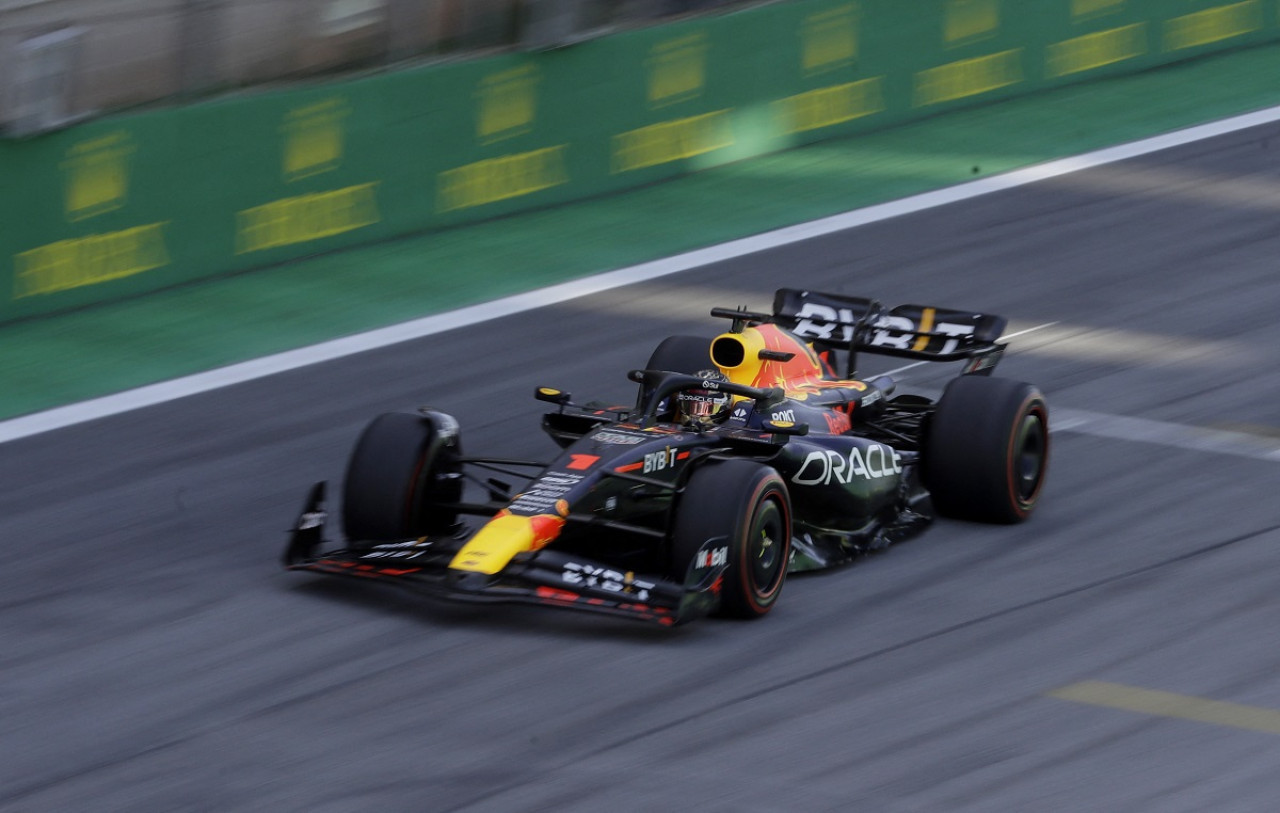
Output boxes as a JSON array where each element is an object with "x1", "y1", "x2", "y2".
[{"x1": 923, "y1": 376, "x2": 1049, "y2": 524}]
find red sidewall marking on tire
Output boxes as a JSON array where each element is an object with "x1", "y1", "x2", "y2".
[
  {"x1": 404, "y1": 450, "x2": 429, "y2": 530},
  {"x1": 1005, "y1": 398, "x2": 1048, "y2": 518},
  {"x1": 740, "y1": 477, "x2": 790, "y2": 613}
]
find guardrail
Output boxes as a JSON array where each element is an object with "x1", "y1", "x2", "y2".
[{"x1": 2, "y1": 0, "x2": 1276, "y2": 323}]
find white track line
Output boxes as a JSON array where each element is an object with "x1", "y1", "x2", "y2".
[
  {"x1": 1053, "y1": 409, "x2": 1280, "y2": 463},
  {"x1": 4, "y1": 103, "x2": 1280, "y2": 445}
]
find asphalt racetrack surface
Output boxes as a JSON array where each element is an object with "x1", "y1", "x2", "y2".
[{"x1": 4, "y1": 123, "x2": 1280, "y2": 811}]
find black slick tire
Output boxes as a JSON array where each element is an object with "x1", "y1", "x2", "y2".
[
  {"x1": 924, "y1": 376, "x2": 1049, "y2": 524},
  {"x1": 646, "y1": 335, "x2": 713, "y2": 374},
  {"x1": 671, "y1": 459, "x2": 792, "y2": 619},
  {"x1": 342, "y1": 412, "x2": 457, "y2": 543}
]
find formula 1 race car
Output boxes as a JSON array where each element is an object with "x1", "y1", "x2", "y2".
[{"x1": 285, "y1": 288, "x2": 1049, "y2": 626}]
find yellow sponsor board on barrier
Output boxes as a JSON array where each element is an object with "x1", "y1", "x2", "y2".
[
  {"x1": 282, "y1": 99, "x2": 349, "y2": 182},
  {"x1": 913, "y1": 49, "x2": 1022, "y2": 107},
  {"x1": 943, "y1": 0, "x2": 1000, "y2": 46},
  {"x1": 647, "y1": 33, "x2": 708, "y2": 107},
  {"x1": 801, "y1": 4, "x2": 859, "y2": 75},
  {"x1": 1071, "y1": 0, "x2": 1125, "y2": 22},
  {"x1": 14, "y1": 222, "x2": 170, "y2": 298},
  {"x1": 1163, "y1": 0, "x2": 1261, "y2": 51},
  {"x1": 237, "y1": 182, "x2": 380, "y2": 254},
  {"x1": 775, "y1": 77, "x2": 884, "y2": 135},
  {"x1": 611, "y1": 110, "x2": 733, "y2": 174},
  {"x1": 63, "y1": 131, "x2": 135, "y2": 222},
  {"x1": 437, "y1": 145, "x2": 569, "y2": 212},
  {"x1": 477, "y1": 65, "x2": 540, "y2": 144},
  {"x1": 1046, "y1": 23, "x2": 1146, "y2": 77}
]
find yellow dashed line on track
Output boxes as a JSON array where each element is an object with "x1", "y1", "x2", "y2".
[{"x1": 1048, "y1": 681, "x2": 1280, "y2": 735}]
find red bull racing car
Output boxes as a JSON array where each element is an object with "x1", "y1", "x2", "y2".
[{"x1": 284, "y1": 288, "x2": 1049, "y2": 626}]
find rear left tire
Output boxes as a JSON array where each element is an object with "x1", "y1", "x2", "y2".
[{"x1": 646, "y1": 335, "x2": 713, "y2": 375}]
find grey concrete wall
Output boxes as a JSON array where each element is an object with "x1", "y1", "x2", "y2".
[
  {"x1": 0, "y1": 0, "x2": 520, "y2": 129},
  {"x1": 0, "y1": 0, "x2": 692, "y2": 132}
]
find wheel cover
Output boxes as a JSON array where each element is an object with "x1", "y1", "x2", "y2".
[
  {"x1": 749, "y1": 500, "x2": 786, "y2": 595},
  {"x1": 1014, "y1": 411, "x2": 1047, "y2": 504}
]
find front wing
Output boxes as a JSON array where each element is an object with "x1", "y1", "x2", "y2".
[{"x1": 283, "y1": 484, "x2": 723, "y2": 627}]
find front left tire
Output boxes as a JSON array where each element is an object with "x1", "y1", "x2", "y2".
[{"x1": 670, "y1": 459, "x2": 792, "y2": 618}]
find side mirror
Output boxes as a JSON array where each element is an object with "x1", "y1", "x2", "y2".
[
  {"x1": 535, "y1": 387, "x2": 572, "y2": 407},
  {"x1": 762, "y1": 419, "x2": 808, "y2": 437}
]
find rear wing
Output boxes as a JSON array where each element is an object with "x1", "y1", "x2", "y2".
[{"x1": 714, "y1": 288, "x2": 1008, "y2": 377}]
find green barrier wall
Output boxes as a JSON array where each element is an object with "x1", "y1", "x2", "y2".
[{"x1": 1, "y1": 0, "x2": 1276, "y2": 323}]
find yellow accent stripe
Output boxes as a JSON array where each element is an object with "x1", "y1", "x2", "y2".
[
  {"x1": 449, "y1": 514, "x2": 537, "y2": 575},
  {"x1": 1048, "y1": 681, "x2": 1280, "y2": 735},
  {"x1": 911, "y1": 308, "x2": 935, "y2": 352}
]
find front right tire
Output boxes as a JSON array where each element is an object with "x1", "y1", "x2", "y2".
[{"x1": 342, "y1": 412, "x2": 461, "y2": 543}]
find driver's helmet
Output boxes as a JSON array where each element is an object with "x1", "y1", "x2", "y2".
[{"x1": 676, "y1": 369, "x2": 732, "y2": 425}]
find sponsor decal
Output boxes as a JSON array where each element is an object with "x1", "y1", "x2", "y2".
[
  {"x1": 297, "y1": 510, "x2": 326, "y2": 530},
  {"x1": 644, "y1": 447, "x2": 678, "y2": 474},
  {"x1": 616, "y1": 447, "x2": 689, "y2": 474},
  {"x1": 593, "y1": 430, "x2": 647, "y2": 445},
  {"x1": 561, "y1": 562, "x2": 655, "y2": 601},
  {"x1": 361, "y1": 538, "x2": 434, "y2": 560},
  {"x1": 771, "y1": 409, "x2": 797, "y2": 423},
  {"x1": 510, "y1": 473, "x2": 583, "y2": 514},
  {"x1": 823, "y1": 411, "x2": 851, "y2": 434},
  {"x1": 566, "y1": 454, "x2": 599, "y2": 471},
  {"x1": 791, "y1": 445, "x2": 903, "y2": 485},
  {"x1": 791, "y1": 303, "x2": 976, "y2": 355},
  {"x1": 695, "y1": 546, "x2": 729, "y2": 569}
]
